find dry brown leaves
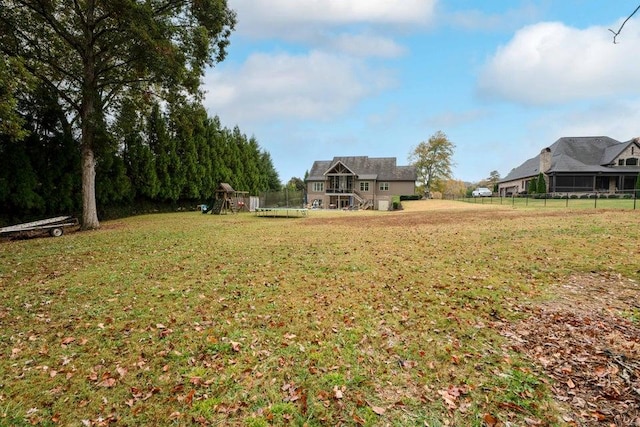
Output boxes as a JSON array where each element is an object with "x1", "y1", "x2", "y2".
[{"x1": 500, "y1": 272, "x2": 640, "y2": 426}]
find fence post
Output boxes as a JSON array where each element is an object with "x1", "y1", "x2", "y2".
[
  {"x1": 565, "y1": 193, "x2": 568, "y2": 208},
  {"x1": 594, "y1": 192, "x2": 597, "y2": 209}
]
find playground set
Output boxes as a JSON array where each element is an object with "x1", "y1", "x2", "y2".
[
  {"x1": 201, "y1": 183, "x2": 308, "y2": 217},
  {"x1": 201, "y1": 183, "x2": 250, "y2": 214}
]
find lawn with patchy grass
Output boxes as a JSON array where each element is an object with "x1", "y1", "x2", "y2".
[{"x1": 1, "y1": 201, "x2": 638, "y2": 426}]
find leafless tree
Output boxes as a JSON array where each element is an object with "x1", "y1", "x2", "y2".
[{"x1": 609, "y1": 4, "x2": 640, "y2": 43}]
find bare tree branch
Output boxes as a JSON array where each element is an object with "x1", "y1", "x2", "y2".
[{"x1": 609, "y1": 4, "x2": 640, "y2": 43}]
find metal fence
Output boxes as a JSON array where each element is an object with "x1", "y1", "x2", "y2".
[
  {"x1": 259, "y1": 189, "x2": 305, "y2": 208},
  {"x1": 457, "y1": 190, "x2": 639, "y2": 210}
]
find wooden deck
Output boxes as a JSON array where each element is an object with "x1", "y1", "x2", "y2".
[{"x1": 255, "y1": 208, "x2": 308, "y2": 218}]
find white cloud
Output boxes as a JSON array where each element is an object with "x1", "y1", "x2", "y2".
[
  {"x1": 225, "y1": 1, "x2": 436, "y2": 61},
  {"x1": 543, "y1": 100, "x2": 640, "y2": 141},
  {"x1": 230, "y1": 0, "x2": 437, "y2": 32},
  {"x1": 202, "y1": 51, "x2": 395, "y2": 124},
  {"x1": 477, "y1": 19, "x2": 640, "y2": 105}
]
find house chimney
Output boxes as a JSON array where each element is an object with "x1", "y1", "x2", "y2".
[{"x1": 539, "y1": 147, "x2": 551, "y2": 173}]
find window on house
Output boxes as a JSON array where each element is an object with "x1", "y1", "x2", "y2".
[
  {"x1": 312, "y1": 182, "x2": 324, "y2": 192},
  {"x1": 632, "y1": 147, "x2": 635, "y2": 155},
  {"x1": 626, "y1": 158, "x2": 638, "y2": 166},
  {"x1": 379, "y1": 182, "x2": 389, "y2": 191},
  {"x1": 619, "y1": 159, "x2": 625, "y2": 166},
  {"x1": 359, "y1": 182, "x2": 369, "y2": 192}
]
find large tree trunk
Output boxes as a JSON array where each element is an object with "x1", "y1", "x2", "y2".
[
  {"x1": 79, "y1": 0, "x2": 100, "y2": 230},
  {"x1": 81, "y1": 142, "x2": 99, "y2": 229},
  {"x1": 80, "y1": 89, "x2": 99, "y2": 229}
]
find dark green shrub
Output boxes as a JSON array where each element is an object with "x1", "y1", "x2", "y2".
[
  {"x1": 536, "y1": 173, "x2": 546, "y2": 194},
  {"x1": 400, "y1": 194, "x2": 421, "y2": 201},
  {"x1": 527, "y1": 176, "x2": 537, "y2": 195}
]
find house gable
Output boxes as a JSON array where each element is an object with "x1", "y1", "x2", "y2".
[
  {"x1": 609, "y1": 139, "x2": 640, "y2": 167},
  {"x1": 324, "y1": 161, "x2": 355, "y2": 176}
]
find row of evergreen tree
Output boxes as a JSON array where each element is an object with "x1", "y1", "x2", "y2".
[{"x1": 0, "y1": 86, "x2": 281, "y2": 223}]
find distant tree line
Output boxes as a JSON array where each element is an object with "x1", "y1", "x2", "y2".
[{"x1": 0, "y1": 85, "x2": 280, "y2": 223}]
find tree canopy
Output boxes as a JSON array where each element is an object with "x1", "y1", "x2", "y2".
[
  {"x1": 485, "y1": 170, "x2": 501, "y2": 192},
  {"x1": 0, "y1": 0, "x2": 236, "y2": 229},
  {"x1": 408, "y1": 131, "x2": 455, "y2": 197},
  {"x1": 0, "y1": 97, "x2": 281, "y2": 222}
]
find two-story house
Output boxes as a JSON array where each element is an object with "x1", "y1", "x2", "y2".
[{"x1": 306, "y1": 156, "x2": 417, "y2": 210}]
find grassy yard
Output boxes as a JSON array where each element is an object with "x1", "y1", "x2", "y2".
[{"x1": 1, "y1": 201, "x2": 638, "y2": 426}]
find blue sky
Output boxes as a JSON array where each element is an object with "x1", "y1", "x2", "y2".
[{"x1": 202, "y1": 1, "x2": 640, "y2": 184}]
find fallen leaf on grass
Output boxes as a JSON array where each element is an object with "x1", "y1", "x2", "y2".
[
  {"x1": 438, "y1": 390, "x2": 457, "y2": 410},
  {"x1": 98, "y1": 377, "x2": 116, "y2": 388},
  {"x1": 352, "y1": 413, "x2": 366, "y2": 425},
  {"x1": 437, "y1": 385, "x2": 466, "y2": 410},
  {"x1": 483, "y1": 413, "x2": 498, "y2": 426},
  {"x1": 369, "y1": 404, "x2": 386, "y2": 415},
  {"x1": 61, "y1": 337, "x2": 75, "y2": 346},
  {"x1": 333, "y1": 385, "x2": 345, "y2": 399},
  {"x1": 185, "y1": 389, "x2": 195, "y2": 406}
]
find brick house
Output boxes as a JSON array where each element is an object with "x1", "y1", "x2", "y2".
[
  {"x1": 498, "y1": 136, "x2": 640, "y2": 196},
  {"x1": 306, "y1": 156, "x2": 417, "y2": 210}
]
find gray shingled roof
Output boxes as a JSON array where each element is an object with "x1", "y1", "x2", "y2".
[
  {"x1": 500, "y1": 136, "x2": 635, "y2": 182},
  {"x1": 307, "y1": 156, "x2": 416, "y2": 181}
]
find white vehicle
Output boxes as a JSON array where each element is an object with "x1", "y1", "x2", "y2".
[{"x1": 472, "y1": 187, "x2": 492, "y2": 197}]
